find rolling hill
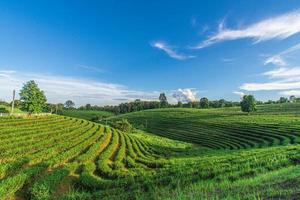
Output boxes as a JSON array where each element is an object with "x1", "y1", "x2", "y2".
[
  {"x1": 108, "y1": 104, "x2": 300, "y2": 150},
  {"x1": 1, "y1": 103, "x2": 300, "y2": 199}
]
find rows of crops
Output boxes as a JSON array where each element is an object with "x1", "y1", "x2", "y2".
[
  {"x1": 1, "y1": 105, "x2": 300, "y2": 199},
  {"x1": 61, "y1": 110, "x2": 114, "y2": 121},
  {"x1": 110, "y1": 108, "x2": 300, "y2": 150},
  {"x1": 0, "y1": 115, "x2": 166, "y2": 199}
]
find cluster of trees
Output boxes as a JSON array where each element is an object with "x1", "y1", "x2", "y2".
[
  {"x1": 263, "y1": 96, "x2": 300, "y2": 104},
  {"x1": 78, "y1": 98, "x2": 164, "y2": 114},
  {"x1": 4, "y1": 80, "x2": 300, "y2": 115},
  {"x1": 77, "y1": 94, "x2": 241, "y2": 114}
]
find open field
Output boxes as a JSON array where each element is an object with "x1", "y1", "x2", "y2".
[
  {"x1": 109, "y1": 104, "x2": 300, "y2": 150},
  {"x1": 1, "y1": 104, "x2": 300, "y2": 199},
  {"x1": 61, "y1": 110, "x2": 114, "y2": 121},
  {"x1": 0, "y1": 115, "x2": 171, "y2": 199},
  {"x1": 0, "y1": 105, "x2": 24, "y2": 114}
]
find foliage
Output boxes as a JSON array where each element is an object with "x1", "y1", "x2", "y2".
[
  {"x1": 64, "y1": 100, "x2": 75, "y2": 109},
  {"x1": 19, "y1": 80, "x2": 47, "y2": 113},
  {"x1": 111, "y1": 119, "x2": 133, "y2": 132},
  {"x1": 1, "y1": 104, "x2": 300, "y2": 199},
  {"x1": 159, "y1": 93, "x2": 168, "y2": 108},
  {"x1": 61, "y1": 109, "x2": 114, "y2": 121},
  {"x1": 200, "y1": 97, "x2": 209, "y2": 108},
  {"x1": 241, "y1": 95, "x2": 257, "y2": 113}
]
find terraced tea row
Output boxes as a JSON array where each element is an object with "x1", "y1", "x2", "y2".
[
  {"x1": 0, "y1": 115, "x2": 165, "y2": 199},
  {"x1": 110, "y1": 108, "x2": 300, "y2": 150}
]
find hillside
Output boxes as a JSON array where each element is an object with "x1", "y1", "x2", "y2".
[
  {"x1": 109, "y1": 104, "x2": 300, "y2": 149},
  {"x1": 61, "y1": 110, "x2": 114, "y2": 121},
  {"x1": 1, "y1": 103, "x2": 300, "y2": 199},
  {"x1": 0, "y1": 105, "x2": 24, "y2": 114},
  {"x1": 0, "y1": 115, "x2": 174, "y2": 199}
]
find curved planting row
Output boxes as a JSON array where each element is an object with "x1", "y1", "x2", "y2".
[
  {"x1": 0, "y1": 115, "x2": 165, "y2": 199},
  {"x1": 112, "y1": 108, "x2": 300, "y2": 150}
]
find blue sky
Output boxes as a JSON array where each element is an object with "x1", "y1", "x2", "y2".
[{"x1": 1, "y1": 0, "x2": 300, "y2": 105}]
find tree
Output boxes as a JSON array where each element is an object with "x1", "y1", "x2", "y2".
[
  {"x1": 19, "y1": 80, "x2": 47, "y2": 113},
  {"x1": 278, "y1": 97, "x2": 288, "y2": 104},
  {"x1": 85, "y1": 103, "x2": 92, "y2": 110},
  {"x1": 112, "y1": 119, "x2": 133, "y2": 132},
  {"x1": 200, "y1": 97, "x2": 209, "y2": 109},
  {"x1": 218, "y1": 99, "x2": 226, "y2": 108},
  {"x1": 289, "y1": 95, "x2": 296, "y2": 103},
  {"x1": 177, "y1": 101, "x2": 183, "y2": 108},
  {"x1": 240, "y1": 95, "x2": 257, "y2": 113},
  {"x1": 159, "y1": 93, "x2": 168, "y2": 108},
  {"x1": 64, "y1": 100, "x2": 75, "y2": 109}
]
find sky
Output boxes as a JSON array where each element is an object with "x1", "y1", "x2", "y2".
[{"x1": 1, "y1": 0, "x2": 300, "y2": 106}]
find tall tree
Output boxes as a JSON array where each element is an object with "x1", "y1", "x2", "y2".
[
  {"x1": 200, "y1": 97, "x2": 209, "y2": 109},
  {"x1": 19, "y1": 80, "x2": 47, "y2": 113},
  {"x1": 240, "y1": 95, "x2": 257, "y2": 113},
  {"x1": 289, "y1": 95, "x2": 296, "y2": 103},
  {"x1": 177, "y1": 101, "x2": 183, "y2": 108},
  {"x1": 278, "y1": 97, "x2": 288, "y2": 104},
  {"x1": 159, "y1": 93, "x2": 168, "y2": 108},
  {"x1": 65, "y1": 100, "x2": 75, "y2": 109}
]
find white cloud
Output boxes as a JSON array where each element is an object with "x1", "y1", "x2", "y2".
[
  {"x1": 195, "y1": 10, "x2": 300, "y2": 49},
  {"x1": 151, "y1": 41, "x2": 195, "y2": 60},
  {"x1": 279, "y1": 90, "x2": 300, "y2": 96},
  {"x1": 221, "y1": 58, "x2": 235, "y2": 63},
  {"x1": 240, "y1": 81, "x2": 300, "y2": 91},
  {"x1": 172, "y1": 88, "x2": 198, "y2": 102},
  {"x1": 77, "y1": 65, "x2": 105, "y2": 73},
  {"x1": 239, "y1": 41, "x2": 300, "y2": 93},
  {"x1": 264, "y1": 42, "x2": 300, "y2": 66},
  {"x1": 264, "y1": 56, "x2": 286, "y2": 66},
  {"x1": 233, "y1": 91, "x2": 245, "y2": 98},
  {"x1": 263, "y1": 67, "x2": 300, "y2": 78},
  {"x1": 0, "y1": 70, "x2": 160, "y2": 106}
]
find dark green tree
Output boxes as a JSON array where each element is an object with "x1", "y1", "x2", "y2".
[
  {"x1": 200, "y1": 97, "x2": 209, "y2": 109},
  {"x1": 177, "y1": 101, "x2": 183, "y2": 108},
  {"x1": 159, "y1": 93, "x2": 168, "y2": 108},
  {"x1": 289, "y1": 95, "x2": 296, "y2": 103},
  {"x1": 278, "y1": 97, "x2": 288, "y2": 104},
  {"x1": 85, "y1": 103, "x2": 92, "y2": 110},
  {"x1": 240, "y1": 95, "x2": 257, "y2": 113},
  {"x1": 19, "y1": 80, "x2": 47, "y2": 113},
  {"x1": 64, "y1": 100, "x2": 75, "y2": 109}
]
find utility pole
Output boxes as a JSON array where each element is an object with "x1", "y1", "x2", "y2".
[{"x1": 11, "y1": 90, "x2": 15, "y2": 115}]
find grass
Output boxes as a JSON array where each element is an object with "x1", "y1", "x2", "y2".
[
  {"x1": 61, "y1": 109, "x2": 114, "y2": 121},
  {"x1": 1, "y1": 103, "x2": 300, "y2": 199},
  {"x1": 108, "y1": 104, "x2": 300, "y2": 150},
  {"x1": 0, "y1": 105, "x2": 24, "y2": 114}
]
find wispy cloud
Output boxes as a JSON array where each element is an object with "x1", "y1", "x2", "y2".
[
  {"x1": 264, "y1": 42, "x2": 300, "y2": 66},
  {"x1": 233, "y1": 91, "x2": 245, "y2": 98},
  {"x1": 264, "y1": 56, "x2": 286, "y2": 66},
  {"x1": 239, "y1": 42, "x2": 300, "y2": 96},
  {"x1": 77, "y1": 64, "x2": 105, "y2": 73},
  {"x1": 240, "y1": 81, "x2": 300, "y2": 91},
  {"x1": 195, "y1": 10, "x2": 300, "y2": 49},
  {"x1": 221, "y1": 58, "x2": 235, "y2": 63},
  {"x1": 151, "y1": 41, "x2": 195, "y2": 60},
  {"x1": 279, "y1": 90, "x2": 300, "y2": 96},
  {"x1": 0, "y1": 70, "x2": 160, "y2": 106},
  {"x1": 263, "y1": 67, "x2": 300, "y2": 79}
]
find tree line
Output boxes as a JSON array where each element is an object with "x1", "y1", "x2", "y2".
[{"x1": 2, "y1": 80, "x2": 300, "y2": 114}]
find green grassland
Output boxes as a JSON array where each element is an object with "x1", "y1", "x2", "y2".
[
  {"x1": 61, "y1": 109, "x2": 114, "y2": 121},
  {"x1": 0, "y1": 105, "x2": 24, "y2": 114},
  {"x1": 1, "y1": 103, "x2": 300, "y2": 199},
  {"x1": 109, "y1": 103, "x2": 300, "y2": 150}
]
